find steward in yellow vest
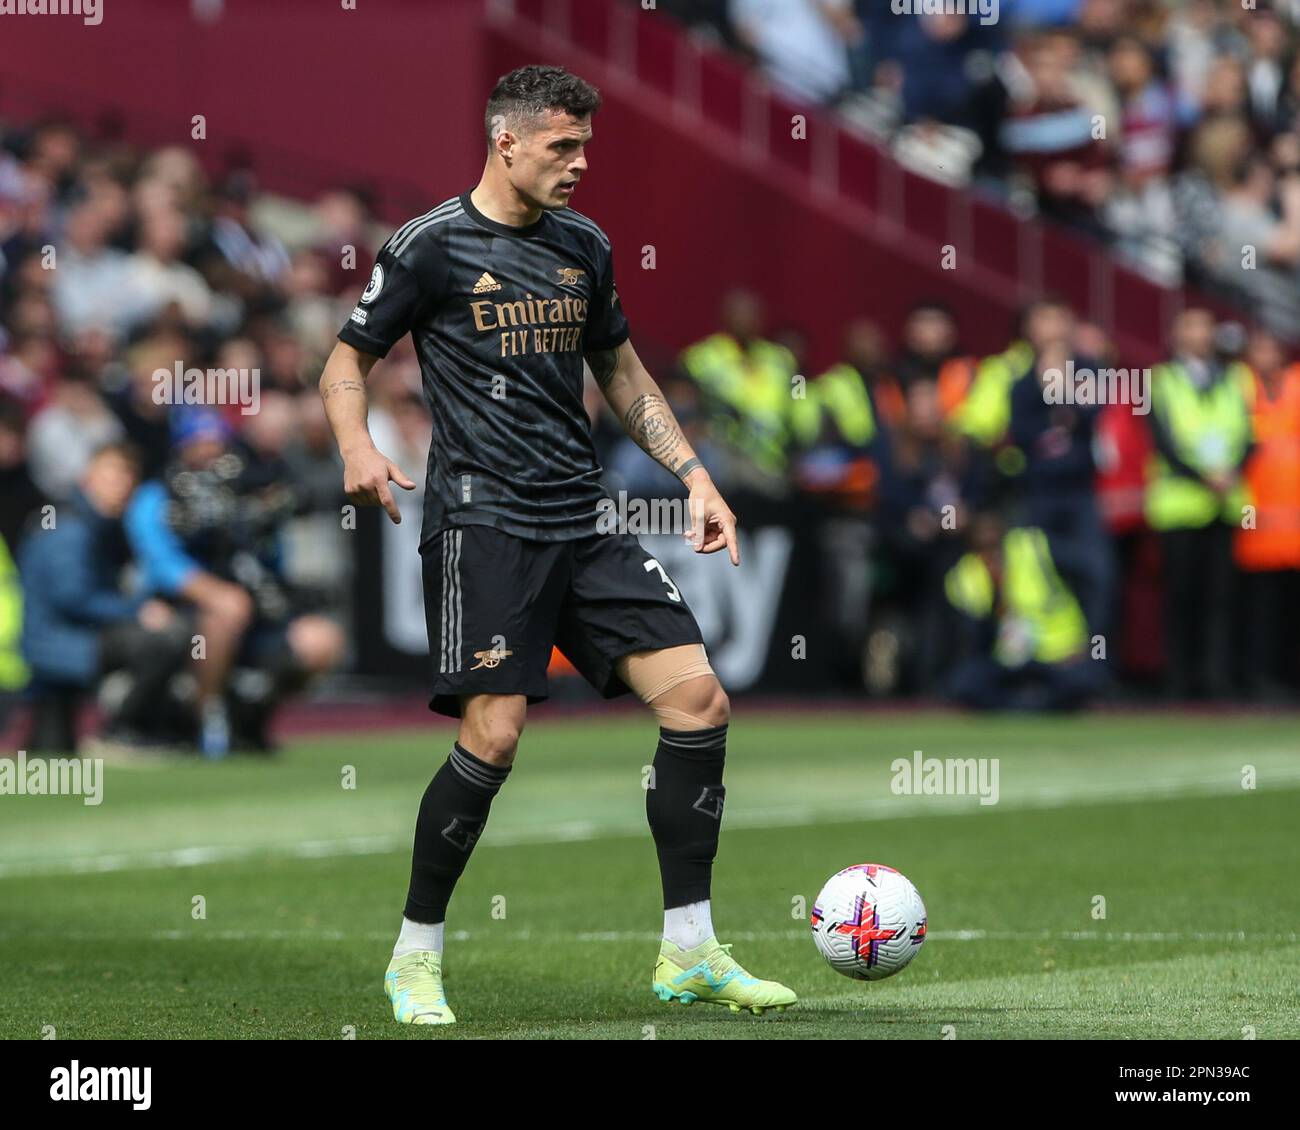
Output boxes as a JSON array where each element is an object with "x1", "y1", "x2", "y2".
[
  {"x1": 679, "y1": 331, "x2": 796, "y2": 477},
  {"x1": 1145, "y1": 311, "x2": 1254, "y2": 699},
  {"x1": 788, "y1": 359, "x2": 885, "y2": 509},
  {"x1": 0, "y1": 532, "x2": 28, "y2": 694},
  {"x1": 792, "y1": 360, "x2": 877, "y2": 450},
  {"x1": 945, "y1": 525, "x2": 1089, "y2": 666},
  {"x1": 952, "y1": 340, "x2": 1033, "y2": 450},
  {"x1": 943, "y1": 514, "x2": 1104, "y2": 710},
  {"x1": 1145, "y1": 358, "x2": 1254, "y2": 531},
  {"x1": 954, "y1": 300, "x2": 1075, "y2": 475}
]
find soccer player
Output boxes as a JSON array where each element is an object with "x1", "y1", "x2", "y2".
[{"x1": 319, "y1": 65, "x2": 796, "y2": 1024}]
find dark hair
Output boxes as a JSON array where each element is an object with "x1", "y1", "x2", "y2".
[
  {"x1": 484, "y1": 65, "x2": 601, "y2": 150},
  {"x1": 0, "y1": 395, "x2": 25, "y2": 436},
  {"x1": 1015, "y1": 294, "x2": 1071, "y2": 339},
  {"x1": 1229, "y1": 154, "x2": 1270, "y2": 188}
]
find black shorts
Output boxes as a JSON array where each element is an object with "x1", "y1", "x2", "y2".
[{"x1": 421, "y1": 525, "x2": 705, "y2": 717}]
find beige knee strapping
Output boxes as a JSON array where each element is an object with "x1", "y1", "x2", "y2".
[{"x1": 618, "y1": 644, "x2": 721, "y2": 730}]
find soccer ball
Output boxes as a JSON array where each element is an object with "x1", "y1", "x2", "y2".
[{"x1": 810, "y1": 864, "x2": 927, "y2": 980}]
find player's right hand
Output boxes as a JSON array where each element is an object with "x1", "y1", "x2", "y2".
[{"x1": 343, "y1": 445, "x2": 416, "y2": 524}]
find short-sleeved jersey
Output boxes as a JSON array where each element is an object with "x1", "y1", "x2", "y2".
[{"x1": 338, "y1": 190, "x2": 630, "y2": 545}]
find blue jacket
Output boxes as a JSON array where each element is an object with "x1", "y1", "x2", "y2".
[
  {"x1": 18, "y1": 491, "x2": 140, "y2": 685},
  {"x1": 123, "y1": 479, "x2": 203, "y2": 597}
]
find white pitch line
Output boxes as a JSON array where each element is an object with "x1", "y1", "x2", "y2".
[
  {"x1": 2, "y1": 764, "x2": 1298, "y2": 880},
  {"x1": 0, "y1": 928, "x2": 1295, "y2": 945}
]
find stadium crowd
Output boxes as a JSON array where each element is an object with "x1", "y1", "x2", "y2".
[
  {"x1": 0, "y1": 120, "x2": 364, "y2": 756},
  {"x1": 1, "y1": 100, "x2": 1297, "y2": 756},
  {"x1": 663, "y1": 0, "x2": 1300, "y2": 331},
  {"x1": 643, "y1": 289, "x2": 1300, "y2": 709}
]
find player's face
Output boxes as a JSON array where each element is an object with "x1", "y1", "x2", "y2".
[{"x1": 515, "y1": 112, "x2": 591, "y2": 211}]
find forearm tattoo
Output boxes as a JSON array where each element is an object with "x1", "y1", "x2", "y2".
[
  {"x1": 585, "y1": 348, "x2": 620, "y2": 390},
  {"x1": 321, "y1": 378, "x2": 365, "y2": 401},
  {"x1": 624, "y1": 392, "x2": 694, "y2": 472},
  {"x1": 674, "y1": 457, "x2": 702, "y2": 481}
]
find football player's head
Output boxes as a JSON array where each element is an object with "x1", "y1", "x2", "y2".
[{"x1": 484, "y1": 65, "x2": 602, "y2": 212}]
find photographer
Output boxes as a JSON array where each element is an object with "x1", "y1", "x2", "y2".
[{"x1": 124, "y1": 408, "x2": 344, "y2": 757}]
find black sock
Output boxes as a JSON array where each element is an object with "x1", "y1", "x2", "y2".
[
  {"x1": 646, "y1": 723, "x2": 727, "y2": 909},
  {"x1": 403, "y1": 742, "x2": 510, "y2": 923}
]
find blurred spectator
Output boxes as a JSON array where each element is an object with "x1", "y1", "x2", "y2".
[
  {"x1": 1001, "y1": 31, "x2": 1113, "y2": 235},
  {"x1": 1208, "y1": 150, "x2": 1300, "y2": 333},
  {"x1": 102, "y1": 335, "x2": 187, "y2": 479},
  {"x1": 17, "y1": 442, "x2": 188, "y2": 752},
  {"x1": 26, "y1": 369, "x2": 125, "y2": 500},
  {"x1": 1008, "y1": 309, "x2": 1106, "y2": 533},
  {"x1": 0, "y1": 397, "x2": 44, "y2": 554},
  {"x1": 125, "y1": 206, "x2": 219, "y2": 331},
  {"x1": 1008, "y1": 0, "x2": 1084, "y2": 29},
  {"x1": 1234, "y1": 328, "x2": 1300, "y2": 699},
  {"x1": 798, "y1": 318, "x2": 890, "y2": 454},
  {"x1": 0, "y1": 328, "x2": 55, "y2": 411},
  {"x1": 1146, "y1": 308, "x2": 1253, "y2": 699},
  {"x1": 952, "y1": 298, "x2": 1061, "y2": 453},
  {"x1": 124, "y1": 409, "x2": 344, "y2": 756},
  {"x1": 875, "y1": 378, "x2": 988, "y2": 694},
  {"x1": 51, "y1": 201, "x2": 149, "y2": 337},
  {"x1": 944, "y1": 508, "x2": 1106, "y2": 710},
  {"x1": 678, "y1": 288, "x2": 796, "y2": 489},
  {"x1": 1103, "y1": 34, "x2": 1180, "y2": 272},
  {"x1": 727, "y1": 0, "x2": 857, "y2": 105},
  {"x1": 877, "y1": 9, "x2": 1007, "y2": 145},
  {"x1": 895, "y1": 301, "x2": 961, "y2": 393},
  {"x1": 196, "y1": 172, "x2": 290, "y2": 310},
  {"x1": 311, "y1": 187, "x2": 376, "y2": 297},
  {"x1": 1171, "y1": 113, "x2": 1254, "y2": 282},
  {"x1": 366, "y1": 360, "x2": 431, "y2": 493},
  {"x1": 662, "y1": 0, "x2": 1300, "y2": 322},
  {"x1": 286, "y1": 389, "x2": 345, "y2": 514}
]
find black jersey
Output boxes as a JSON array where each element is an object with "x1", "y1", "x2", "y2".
[{"x1": 337, "y1": 190, "x2": 630, "y2": 546}]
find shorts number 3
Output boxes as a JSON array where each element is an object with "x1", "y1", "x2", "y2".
[{"x1": 643, "y1": 558, "x2": 682, "y2": 603}]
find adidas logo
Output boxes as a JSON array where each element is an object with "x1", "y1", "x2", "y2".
[{"x1": 472, "y1": 271, "x2": 502, "y2": 294}]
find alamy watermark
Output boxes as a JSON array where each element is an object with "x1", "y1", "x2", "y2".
[
  {"x1": 1042, "y1": 361, "x2": 1150, "y2": 416},
  {"x1": 890, "y1": 0, "x2": 999, "y2": 27},
  {"x1": 891, "y1": 750, "x2": 999, "y2": 806},
  {"x1": 50, "y1": 1061, "x2": 150, "y2": 1110},
  {"x1": 0, "y1": 0, "x2": 102, "y2": 25},
  {"x1": 597, "y1": 492, "x2": 703, "y2": 536},
  {"x1": 152, "y1": 363, "x2": 260, "y2": 416},
  {"x1": 1, "y1": 751, "x2": 103, "y2": 806}
]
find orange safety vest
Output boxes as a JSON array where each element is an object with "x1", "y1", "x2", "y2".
[
  {"x1": 1236, "y1": 365, "x2": 1300, "y2": 571},
  {"x1": 937, "y1": 355, "x2": 978, "y2": 419}
]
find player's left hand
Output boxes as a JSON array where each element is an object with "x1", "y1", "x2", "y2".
[{"x1": 684, "y1": 473, "x2": 740, "y2": 566}]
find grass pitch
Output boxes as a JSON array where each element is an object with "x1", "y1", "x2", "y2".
[{"x1": 1, "y1": 710, "x2": 1297, "y2": 1039}]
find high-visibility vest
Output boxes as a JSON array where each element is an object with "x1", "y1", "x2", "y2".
[
  {"x1": 680, "y1": 333, "x2": 795, "y2": 472},
  {"x1": 937, "y1": 355, "x2": 978, "y2": 419},
  {"x1": 0, "y1": 534, "x2": 29, "y2": 691},
  {"x1": 952, "y1": 340, "x2": 1033, "y2": 448},
  {"x1": 1145, "y1": 361, "x2": 1253, "y2": 531},
  {"x1": 795, "y1": 362, "x2": 877, "y2": 449},
  {"x1": 1236, "y1": 364, "x2": 1300, "y2": 570},
  {"x1": 944, "y1": 526, "x2": 1089, "y2": 666}
]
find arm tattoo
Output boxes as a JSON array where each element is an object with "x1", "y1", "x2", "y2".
[
  {"x1": 321, "y1": 378, "x2": 365, "y2": 401},
  {"x1": 674, "y1": 457, "x2": 702, "y2": 481},
  {"x1": 585, "y1": 347, "x2": 620, "y2": 390},
  {"x1": 624, "y1": 393, "x2": 686, "y2": 465}
]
